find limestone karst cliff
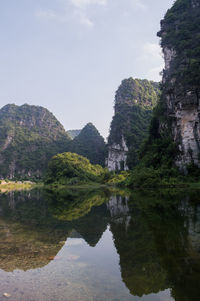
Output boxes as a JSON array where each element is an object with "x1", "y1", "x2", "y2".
[
  {"x1": 0, "y1": 104, "x2": 71, "y2": 179},
  {"x1": 145, "y1": 0, "x2": 200, "y2": 172},
  {"x1": 107, "y1": 78, "x2": 160, "y2": 171}
]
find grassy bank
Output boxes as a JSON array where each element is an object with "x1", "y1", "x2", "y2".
[{"x1": 0, "y1": 181, "x2": 41, "y2": 192}]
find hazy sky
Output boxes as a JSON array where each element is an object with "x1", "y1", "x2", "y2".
[{"x1": 0, "y1": 0, "x2": 174, "y2": 139}]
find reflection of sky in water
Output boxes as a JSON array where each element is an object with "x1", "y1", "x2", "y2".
[{"x1": 0, "y1": 227, "x2": 173, "y2": 301}]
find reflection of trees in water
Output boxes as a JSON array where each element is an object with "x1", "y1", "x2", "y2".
[
  {"x1": 46, "y1": 188, "x2": 110, "y2": 221},
  {"x1": 108, "y1": 195, "x2": 167, "y2": 297},
  {"x1": 46, "y1": 187, "x2": 111, "y2": 246},
  {"x1": 72, "y1": 204, "x2": 109, "y2": 247},
  {"x1": 0, "y1": 189, "x2": 71, "y2": 271},
  {"x1": 0, "y1": 188, "x2": 111, "y2": 271},
  {"x1": 110, "y1": 190, "x2": 200, "y2": 301},
  {"x1": 1, "y1": 188, "x2": 200, "y2": 301},
  {"x1": 145, "y1": 194, "x2": 200, "y2": 301}
]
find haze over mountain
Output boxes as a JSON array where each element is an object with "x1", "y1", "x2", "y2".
[{"x1": 67, "y1": 130, "x2": 81, "y2": 140}]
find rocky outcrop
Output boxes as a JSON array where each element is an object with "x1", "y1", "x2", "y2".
[
  {"x1": 157, "y1": 0, "x2": 200, "y2": 172},
  {"x1": 106, "y1": 136, "x2": 129, "y2": 171},
  {"x1": 107, "y1": 78, "x2": 159, "y2": 171}
]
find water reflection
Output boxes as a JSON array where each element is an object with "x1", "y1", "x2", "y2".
[{"x1": 0, "y1": 188, "x2": 200, "y2": 300}]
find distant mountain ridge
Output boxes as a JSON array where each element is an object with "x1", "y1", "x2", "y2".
[{"x1": 67, "y1": 129, "x2": 81, "y2": 140}]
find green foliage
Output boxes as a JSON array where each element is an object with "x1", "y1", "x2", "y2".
[
  {"x1": 46, "y1": 188, "x2": 109, "y2": 221},
  {"x1": 45, "y1": 152, "x2": 106, "y2": 185},
  {"x1": 137, "y1": 0, "x2": 200, "y2": 182},
  {"x1": 108, "y1": 78, "x2": 160, "y2": 169},
  {"x1": 0, "y1": 104, "x2": 71, "y2": 180},
  {"x1": 186, "y1": 163, "x2": 200, "y2": 180},
  {"x1": 131, "y1": 105, "x2": 184, "y2": 188},
  {"x1": 126, "y1": 165, "x2": 184, "y2": 188},
  {"x1": 115, "y1": 78, "x2": 160, "y2": 108},
  {"x1": 158, "y1": 0, "x2": 200, "y2": 87},
  {"x1": 107, "y1": 171, "x2": 130, "y2": 186},
  {"x1": 140, "y1": 134, "x2": 179, "y2": 169},
  {"x1": 70, "y1": 123, "x2": 106, "y2": 166}
]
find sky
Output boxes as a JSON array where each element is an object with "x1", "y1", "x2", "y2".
[{"x1": 0, "y1": 0, "x2": 174, "y2": 139}]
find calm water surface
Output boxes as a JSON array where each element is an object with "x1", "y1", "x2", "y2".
[{"x1": 0, "y1": 188, "x2": 200, "y2": 300}]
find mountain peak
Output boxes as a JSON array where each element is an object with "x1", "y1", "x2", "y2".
[
  {"x1": 70, "y1": 122, "x2": 106, "y2": 166},
  {"x1": 0, "y1": 103, "x2": 70, "y2": 179}
]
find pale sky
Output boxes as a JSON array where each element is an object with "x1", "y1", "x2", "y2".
[{"x1": 0, "y1": 0, "x2": 174, "y2": 139}]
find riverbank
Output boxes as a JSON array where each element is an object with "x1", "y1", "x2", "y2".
[{"x1": 0, "y1": 181, "x2": 42, "y2": 192}]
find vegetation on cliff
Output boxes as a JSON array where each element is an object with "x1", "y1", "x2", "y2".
[
  {"x1": 70, "y1": 123, "x2": 106, "y2": 166},
  {"x1": 108, "y1": 78, "x2": 160, "y2": 169},
  {"x1": 126, "y1": 0, "x2": 200, "y2": 187},
  {"x1": 158, "y1": 0, "x2": 200, "y2": 87},
  {"x1": 0, "y1": 104, "x2": 71, "y2": 180}
]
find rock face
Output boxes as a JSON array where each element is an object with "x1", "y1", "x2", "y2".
[
  {"x1": 107, "y1": 78, "x2": 160, "y2": 171},
  {"x1": 0, "y1": 104, "x2": 71, "y2": 179},
  {"x1": 107, "y1": 136, "x2": 129, "y2": 171},
  {"x1": 157, "y1": 0, "x2": 200, "y2": 172}
]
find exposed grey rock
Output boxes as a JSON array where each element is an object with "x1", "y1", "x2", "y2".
[
  {"x1": 156, "y1": 0, "x2": 200, "y2": 172},
  {"x1": 161, "y1": 43, "x2": 200, "y2": 172},
  {"x1": 106, "y1": 136, "x2": 129, "y2": 171},
  {"x1": 107, "y1": 195, "x2": 131, "y2": 229}
]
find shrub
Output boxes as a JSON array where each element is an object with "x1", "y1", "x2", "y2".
[{"x1": 45, "y1": 152, "x2": 106, "y2": 185}]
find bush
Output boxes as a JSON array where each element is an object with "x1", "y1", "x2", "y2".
[
  {"x1": 45, "y1": 152, "x2": 106, "y2": 185},
  {"x1": 107, "y1": 171, "x2": 130, "y2": 186},
  {"x1": 126, "y1": 165, "x2": 182, "y2": 188}
]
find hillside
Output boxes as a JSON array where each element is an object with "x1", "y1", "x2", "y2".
[
  {"x1": 0, "y1": 104, "x2": 71, "y2": 180},
  {"x1": 70, "y1": 123, "x2": 106, "y2": 166},
  {"x1": 107, "y1": 78, "x2": 160, "y2": 171}
]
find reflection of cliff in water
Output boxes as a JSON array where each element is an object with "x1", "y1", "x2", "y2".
[
  {"x1": 72, "y1": 204, "x2": 109, "y2": 247},
  {"x1": 107, "y1": 194, "x2": 167, "y2": 297},
  {"x1": 0, "y1": 190, "x2": 70, "y2": 272},
  {"x1": 145, "y1": 194, "x2": 200, "y2": 301},
  {"x1": 109, "y1": 191, "x2": 200, "y2": 301},
  {"x1": 1, "y1": 188, "x2": 200, "y2": 301},
  {"x1": 46, "y1": 187, "x2": 111, "y2": 247},
  {"x1": 0, "y1": 188, "x2": 111, "y2": 271}
]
